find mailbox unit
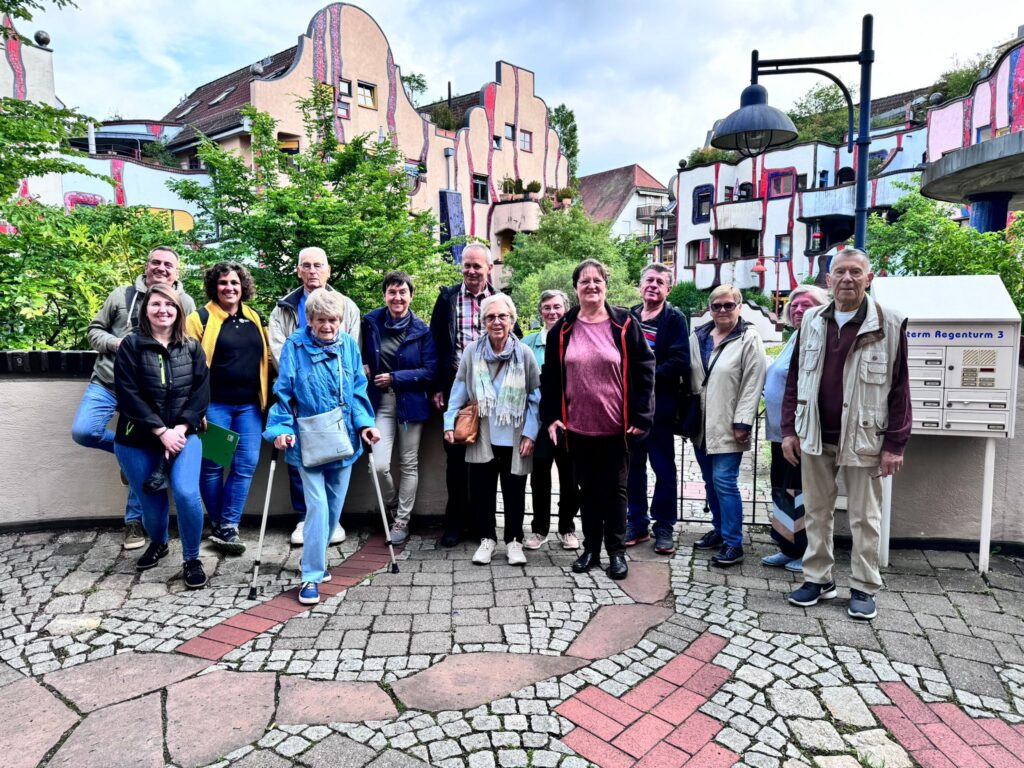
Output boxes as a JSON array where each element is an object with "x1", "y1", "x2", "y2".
[
  {"x1": 871, "y1": 274, "x2": 1021, "y2": 573},
  {"x1": 872, "y1": 275, "x2": 1019, "y2": 439}
]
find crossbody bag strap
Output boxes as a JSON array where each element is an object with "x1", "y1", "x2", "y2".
[
  {"x1": 701, "y1": 330, "x2": 743, "y2": 389},
  {"x1": 490, "y1": 358, "x2": 508, "y2": 383}
]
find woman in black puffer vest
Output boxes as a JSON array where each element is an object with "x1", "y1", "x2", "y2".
[{"x1": 114, "y1": 283, "x2": 210, "y2": 588}]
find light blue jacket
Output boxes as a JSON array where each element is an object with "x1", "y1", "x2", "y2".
[
  {"x1": 763, "y1": 334, "x2": 796, "y2": 443},
  {"x1": 263, "y1": 327, "x2": 375, "y2": 468}
]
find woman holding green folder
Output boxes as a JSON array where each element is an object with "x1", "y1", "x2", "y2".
[{"x1": 186, "y1": 261, "x2": 270, "y2": 555}]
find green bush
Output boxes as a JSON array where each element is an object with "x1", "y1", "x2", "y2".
[
  {"x1": 742, "y1": 288, "x2": 774, "y2": 312},
  {"x1": 667, "y1": 281, "x2": 709, "y2": 318},
  {"x1": 526, "y1": 180, "x2": 542, "y2": 194}
]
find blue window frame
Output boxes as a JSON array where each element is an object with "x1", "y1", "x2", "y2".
[{"x1": 692, "y1": 184, "x2": 714, "y2": 224}]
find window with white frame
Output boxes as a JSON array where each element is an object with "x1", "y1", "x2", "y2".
[
  {"x1": 519, "y1": 129, "x2": 532, "y2": 152},
  {"x1": 357, "y1": 82, "x2": 377, "y2": 109}
]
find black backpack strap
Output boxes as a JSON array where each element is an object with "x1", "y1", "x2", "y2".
[
  {"x1": 197, "y1": 306, "x2": 210, "y2": 330},
  {"x1": 124, "y1": 286, "x2": 140, "y2": 332}
]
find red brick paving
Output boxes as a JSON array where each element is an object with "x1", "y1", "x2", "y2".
[
  {"x1": 558, "y1": 632, "x2": 738, "y2": 768},
  {"x1": 178, "y1": 535, "x2": 402, "y2": 660},
  {"x1": 872, "y1": 682, "x2": 1024, "y2": 768}
]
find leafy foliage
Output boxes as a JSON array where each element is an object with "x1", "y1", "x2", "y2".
[
  {"x1": 931, "y1": 50, "x2": 997, "y2": 102},
  {"x1": 0, "y1": 0, "x2": 75, "y2": 41},
  {"x1": 0, "y1": 96, "x2": 104, "y2": 198},
  {"x1": 787, "y1": 82, "x2": 856, "y2": 145},
  {"x1": 400, "y1": 72, "x2": 428, "y2": 106},
  {"x1": 0, "y1": 201, "x2": 185, "y2": 349},
  {"x1": 685, "y1": 147, "x2": 737, "y2": 167},
  {"x1": 429, "y1": 103, "x2": 458, "y2": 131},
  {"x1": 866, "y1": 182, "x2": 1024, "y2": 313},
  {"x1": 503, "y1": 205, "x2": 647, "y2": 327},
  {"x1": 548, "y1": 104, "x2": 579, "y2": 185},
  {"x1": 668, "y1": 281, "x2": 775, "y2": 319},
  {"x1": 141, "y1": 138, "x2": 181, "y2": 169},
  {"x1": 169, "y1": 82, "x2": 458, "y2": 318}
]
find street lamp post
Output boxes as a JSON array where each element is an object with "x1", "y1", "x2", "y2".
[{"x1": 711, "y1": 14, "x2": 874, "y2": 250}]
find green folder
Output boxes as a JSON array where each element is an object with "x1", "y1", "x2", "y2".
[{"x1": 199, "y1": 422, "x2": 240, "y2": 468}]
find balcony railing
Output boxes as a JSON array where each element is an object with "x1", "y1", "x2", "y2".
[{"x1": 636, "y1": 205, "x2": 660, "y2": 221}]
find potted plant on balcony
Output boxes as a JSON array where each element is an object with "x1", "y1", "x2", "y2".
[
  {"x1": 557, "y1": 187, "x2": 574, "y2": 207},
  {"x1": 513, "y1": 178, "x2": 525, "y2": 198},
  {"x1": 500, "y1": 175, "x2": 516, "y2": 201},
  {"x1": 525, "y1": 180, "x2": 542, "y2": 201}
]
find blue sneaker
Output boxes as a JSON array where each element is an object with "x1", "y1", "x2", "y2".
[
  {"x1": 298, "y1": 582, "x2": 320, "y2": 605},
  {"x1": 784, "y1": 558, "x2": 804, "y2": 573},
  {"x1": 761, "y1": 551, "x2": 794, "y2": 567},
  {"x1": 788, "y1": 580, "x2": 837, "y2": 607},
  {"x1": 711, "y1": 544, "x2": 744, "y2": 567},
  {"x1": 848, "y1": 589, "x2": 877, "y2": 620}
]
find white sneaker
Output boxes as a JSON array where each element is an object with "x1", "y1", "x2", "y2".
[
  {"x1": 290, "y1": 521, "x2": 304, "y2": 546},
  {"x1": 330, "y1": 524, "x2": 346, "y2": 545},
  {"x1": 523, "y1": 532, "x2": 547, "y2": 550},
  {"x1": 472, "y1": 539, "x2": 497, "y2": 565},
  {"x1": 507, "y1": 541, "x2": 527, "y2": 565},
  {"x1": 560, "y1": 532, "x2": 581, "y2": 550}
]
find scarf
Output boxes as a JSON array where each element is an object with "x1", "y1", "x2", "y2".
[
  {"x1": 384, "y1": 311, "x2": 413, "y2": 332},
  {"x1": 307, "y1": 326, "x2": 343, "y2": 354},
  {"x1": 472, "y1": 334, "x2": 528, "y2": 427}
]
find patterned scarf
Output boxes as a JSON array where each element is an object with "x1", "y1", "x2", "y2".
[{"x1": 472, "y1": 334, "x2": 528, "y2": 427}]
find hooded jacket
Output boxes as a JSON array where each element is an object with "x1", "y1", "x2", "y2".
[
  {"x1": 113, "y1": 333, "x2": 209, "y2": 451},
  {"x1": 361, "y1": 307, "x2": 438, "y2": 424},
  {"x1": 87, "y1": 275, "x2": 196, "y2": 390},
  {"x1": 540, "y1": 303, "x2": 656, "y2": 436}
]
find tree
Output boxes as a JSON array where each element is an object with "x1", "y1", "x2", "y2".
[
  {"x1": 548, "y1": 104, "x2": 579, "y2": 186},
  {"x1": 685, "y1": 146, "x2": 737, "y2": 167},
  {"x1": 401, "y1": 72, "x2": 428, "y2": 107},
  {"x1": 170, "y1": 82, "x2": 458, "y2": 317},
  {"x1": 141, "y1": 138, "x2": 181, "y2": 169},
  {"x1": 0, "y1": 200, "x2": 185, "y2": 349},
  {"x1": 0, "y1": 96, "x2": 104, "y2": 199},
  {"x1": 503, "y1": 205, "x2": 647, "y2": 327},
  {"x1": 1, "y1": 0, "x2": 75, "y2": 42},
  {"x1": 511, "y1": 259, "x2": 641, "y2": 330},
  {"x1": 429, "y1": 102, "x2": 458, "y2": 131},
  {"x1": 866, "y1": 182, "x2": 1024, "y2": 313},
  {"x1": 931, "y1": 50, "x2": 997, "y2": 103},
  {"x1": 787, "y1": 82, "x2": 856, "y2": 145}
]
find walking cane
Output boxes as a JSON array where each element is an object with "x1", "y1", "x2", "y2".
[
  {"x1": 365, "y1": 442, "x2": 400, "y2": 573},
  {"x1": 247, "y1": 447, "x2": 280, "y2": 601}
]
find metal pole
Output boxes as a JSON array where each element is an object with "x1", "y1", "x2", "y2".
[
  {"x1": 978, "y1": 437, "x2": 996, "y2": 574},
  {"x1": 853, "y1": 14, "x2": 874, "y2": 250},
  {"x1": 879, "y1": 475, "x2": 892, "y2": 569}
]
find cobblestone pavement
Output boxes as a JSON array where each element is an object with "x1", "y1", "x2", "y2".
[{"x1": 1, "y1": 513, "x2": 1023, "y2": 768}]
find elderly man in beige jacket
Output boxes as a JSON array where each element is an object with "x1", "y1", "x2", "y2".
[{"x1": 268, "y1": 246, "x2": 361, "y2": 546}]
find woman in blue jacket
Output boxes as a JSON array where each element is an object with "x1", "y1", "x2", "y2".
[
  {"x1": 361, "y1": 271, "x2": 438, "y2": 545},
  {"x1": 264, "y1": 289, "x2": 379, "y2": 606}
]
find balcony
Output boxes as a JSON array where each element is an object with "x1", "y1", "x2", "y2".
[
  {"x1": 710, "y1": 200, "x2": 762, "y2": 232},
  {"x1": 491, "y1": 200, "x2": 541, "y2": 235},
  {"x1": 636, "y1": 204, "x2": 660, "y2": 222},
  {"x1": 800, "y1": 185, "x2": 854, "y2": 219}
]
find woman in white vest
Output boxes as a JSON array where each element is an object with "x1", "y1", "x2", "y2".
[{"x1": 688, "y1": 284, "x2": 766, "y2": 567}]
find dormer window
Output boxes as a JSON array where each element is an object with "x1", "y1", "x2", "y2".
[
  {"x1": 176, "y1": 101, "x2": 199, "y2": 119},
  {"x1": 208, "y1": 86, "x2": 235, "y2": 106}
]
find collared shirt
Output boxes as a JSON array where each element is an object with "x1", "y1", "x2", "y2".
[{"x1": 453, "y1": 282, "x2": 495, "y2": 367}]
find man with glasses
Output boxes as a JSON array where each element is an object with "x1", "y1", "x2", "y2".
[
  {"x1": 74, "y1": 246, "x2": 197, "y2": 550},
  {"x1": 269, "y1": 246, "x2": 360, "y2": 546},
  {"x1": 624, "y1": 263, "x2": 690, "y2": 555},
  {"x1": 782, "y1": 248, "x2": 911, "y2": 621},
  {"x1": 430, "y1": 243, "x2": 521, "y2": 547}
]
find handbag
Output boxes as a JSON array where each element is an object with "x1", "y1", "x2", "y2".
[
  {"x1": 451, "y1": 359, "x2": 507, "y2": 446},
  {"x1": 296, "y1": 354, "x2": 356, "y2": 467},
  {"x1": 770, "y1": 458, "x2": 806, "y2": 559}
]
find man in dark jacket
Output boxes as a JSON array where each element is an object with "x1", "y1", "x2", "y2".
[
  {"x1": 625, "y1": 264, "x2": 691, "y2": 555},
  {"x1": 429, "y1": 243, "x2": 499, "y2": 547},
  {"x1": 73, "y1": 247, "x2": 196, "y2": 551}
]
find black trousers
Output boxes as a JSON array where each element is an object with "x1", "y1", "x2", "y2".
[
  {"x1": 530, "y1": 437, "x2": 578, "y2": 535},
  {"x1": 570, "y1": 433, "x2": 630, "y2": 557},
  {"x1": 469, "y1": 445, "x2": 526, "y2": 543},
  {"x1": 443, "y1": 439, "x2": 471, "y2": 533}
]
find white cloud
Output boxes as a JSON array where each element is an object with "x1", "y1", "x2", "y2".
[{"x1": 27, "y1": 0, "x2": 1022, "y2": 175}]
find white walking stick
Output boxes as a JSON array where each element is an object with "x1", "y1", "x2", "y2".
[
  {"x1": 247, "y1": 447, "x2": 280, "y2": 600},
  {"x1": 365, "y1": 447, "x2": 399, "y2": 573}
]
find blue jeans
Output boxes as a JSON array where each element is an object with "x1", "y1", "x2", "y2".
[
  {"x1": 693, "y1": 445, "x2": 744, "y2": 548},
  {"x1": 200, "y1": 401, "x2": 263, "y2": 529},
  {"x1": 287, "y1": 464, "x2": 306, "y2": 516},
  {"x1": 72, "y1": 382, "x2": 143, "y2": 523},
  {"x1": 297, "y1": 462, "x2": 352, "y2": 583},
  {"x1": 114, "y1": 435, "x2": 205, "y2": 560},
  {"x1": 626, "y1": 426, "x2": 678, "y2": 537}
]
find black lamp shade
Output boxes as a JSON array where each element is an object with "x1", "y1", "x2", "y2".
[{"x1": 711, "y1": 84, "x2": 798, "y2": 158}]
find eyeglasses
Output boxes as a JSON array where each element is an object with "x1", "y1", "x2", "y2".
[
  {"x1": 299, "y1": 262, "x2": 327, "y2": 271},
  {"x1": 710, "y1": 302, "x2": 738, "y2": 312},
  {"x1": 577, "y1": 279, "x2": 605, "y2": 287},
  {"x1": 484, "y1": 313, "x2": 512, "y2": 324}
]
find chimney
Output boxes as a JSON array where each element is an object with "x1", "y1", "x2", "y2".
[
  {"x1": 87, "y1": 123, "x2": 97, "y2": 155},
  {"x1": 447, "y1": 81, "x2": 452, "y2": 108}
]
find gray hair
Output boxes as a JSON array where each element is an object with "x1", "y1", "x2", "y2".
[
  {"x1": 830, "y1": 247, "x2": 871, "y2": 272},
  {"x1": 305, "y1": 288, "x2": 346, "y2": 323},
  {"x1": 640, "y1": 262, "x2": 673, "y2": 283},
  {"x1": 781, "y1": 284, "x2": 829, "y2": 326},
  {"x1": 708, "y1": 283, "x2": 742, "y2": 304},
  {"x1": 537, "y1": 289, "x2": 569, "y2": 313},
  {"x1": 462, "y1": 243, "x2": 493, "y2": 265},
  {"x1": 297, "y1": 246, "x2": 328, "y2": 266},
  {"x1": 479, "y1": 293, "x2": 517, "y2": 325}
]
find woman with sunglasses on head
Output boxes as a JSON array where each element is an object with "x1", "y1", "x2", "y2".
[
  {"x1": 113, "y1": 283, "x2": 210, "y2": 588},
  {"x1": 689, "y1": 284, "x2": 766, "y2": 567}
]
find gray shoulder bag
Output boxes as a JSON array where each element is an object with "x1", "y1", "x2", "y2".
[{"x1": 296, "y1": 354, "x2": 356, "y2": 467}]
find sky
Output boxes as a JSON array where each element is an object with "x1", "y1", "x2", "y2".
[{"x1": 28, "y1": 0, "x2": 1024, "y2": 185}]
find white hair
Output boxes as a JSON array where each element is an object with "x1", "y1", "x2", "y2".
[
  {"x1": 479, "y1": 293, "x2": 517, "y2": 324},
  {"x1": 462, "y1": 243, "x2": 493, "y2": 265}
]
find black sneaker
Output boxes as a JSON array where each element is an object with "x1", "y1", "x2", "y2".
[
  {"x1": 847, "y1": 589, "x2": 877, "y2": 620},
  {"x1": 439, "y1": 529, "x2": 460, "y2": 548},
  {"x1": 210, "y1": 526, "x2": 246, "y2": 555},
  {"x1": 183, "y1": 559, "x2": 207, "y2": 589},
  {"x1": 653, "y1": 532, "x2": 677, "y2": 555},
  {"x1": 788, "y1": 580, "x2": 838, "y2": 607},
  {"x1": 136, "y1": 542, "x2": 169, "y2": 571},
  {"x1": 693, "y1": 530, "x2": 723, "y2": 550},
  {"x1": 711, "y1": 544, "x2": 744, "y2": 567}
]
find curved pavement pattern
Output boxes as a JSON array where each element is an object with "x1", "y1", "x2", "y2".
[{"x1": 0, "y1": 523, "x2": 1022, "y2": 768}]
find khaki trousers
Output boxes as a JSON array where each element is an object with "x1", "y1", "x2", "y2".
[{"x1": 801, "y1": 444, "x2": 883, "y2": 594}]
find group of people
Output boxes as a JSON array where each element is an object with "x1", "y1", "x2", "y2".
[{"x1": 73, "y1": 241, "x2": 909, "y2": 620}]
